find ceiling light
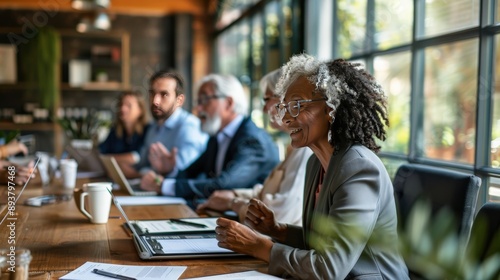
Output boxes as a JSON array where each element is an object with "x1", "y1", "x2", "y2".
[
  {"x1": 76, "y1": 13, "x2": 111, "y2": 32},
  {"x1": 94, "y1": 12, "x2": 111, "y2": 31},
  {"x1": 72, "y1": 0, "x2": 110, "y2": 10},
  {"x1": 76, "y1": 17, "x2": 92, "y2": 33}
]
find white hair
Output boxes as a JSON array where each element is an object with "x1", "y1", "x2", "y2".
[
  {"x1": 259, "y1": 68, "x2": 282, "y2": 96},
  {"x1": 195, "y1": 74, "x2": 248, "y2": 116},
  {"x1": 276, "y1": 53, "x2": 347, "y2": 121}
]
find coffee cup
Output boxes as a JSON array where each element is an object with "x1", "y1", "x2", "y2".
[
  {"x1": 60, "y1": 159, "x2": 78, "y2": 189},
  {"x1": 78, "y1": 182, "x2": 112, "y2": 224},
  {"x1": 73, "y1": 184, "x2": 87, "y2": 214}
]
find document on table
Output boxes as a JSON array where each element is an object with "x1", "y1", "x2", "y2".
[
  {"x1": 184, "y1": 270, "x2": 285, "y2": 279},
  {"x1": 115, "y1": 196, "x2": 187, "y2": 206},
  {"x1": 59, "y1": 261, "x2": 186, "y2": 280},
  {"x1": 142, "y1": 234, "x2": 233, "y2": 255},
  {"x1": 132, "y1": 217, "x2": 218, "y2": 234}
]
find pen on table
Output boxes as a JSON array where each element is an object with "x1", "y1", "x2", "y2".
[
  {"x1": 92, "y1": 268, "x2": 137, "y2": 280},
  {"x1": 170, "y1": 219, "x2": 208, "y2": 228}
]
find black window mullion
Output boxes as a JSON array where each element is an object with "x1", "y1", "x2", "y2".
[
  {"x1": 475, "y1": 0, "x2": 496, "y2": 203},
  {"x1": 331, "y1": 0, "x2": 338, "y2": 58},
  {"x1": 248, "y1": 18, "x2": 255, "y2": 114},
  {"x1": 408, "y1": 0, "x2": 426, "y2": 161},
  {"x1": 290, "y1": 0, "x2": 304, "y2": 55},
  {"x1": 263, "y1": 3, "x2": 269, "y2": 74},
  {"x1": 366, "y1": 0, "x2": 376, "y2": 52},
  {"x1": 278, "y1": 0, "x2": 286, "y2": 64}
]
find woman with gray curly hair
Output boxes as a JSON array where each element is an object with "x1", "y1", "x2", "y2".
[{"x1": 214, "y1": 54, "x2": 409, "y2": 279}]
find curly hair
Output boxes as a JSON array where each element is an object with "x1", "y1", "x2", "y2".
[
  {"x1": 328, "y1": 59, "x2": 389, "y2": 153},
  {"x1": 276, "y1": 54, "x2": 389, "y2": 153}
]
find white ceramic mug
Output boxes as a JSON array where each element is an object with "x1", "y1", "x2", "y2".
[
  {"x1": 60, "y1": 159, "x2": 78, "y2": 189},
  {"x1": 79, "y1": 182, "x2": 112, "y2": 224}
]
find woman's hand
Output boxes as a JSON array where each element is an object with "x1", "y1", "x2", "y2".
[
  {"x1": 0, "y1": 160, "x2": 35, "y2": 185},
  {"x1": 1, "y1": 140, "x2": 28, "y2": 158},
  {"x1": 196, "y1": 190, "x2": 235, "y2": 212},
  {"x1": 244, "y1": 198, "x2": 288, "y2": 242},
  {"x1": 215, "y1": 217, "x2": 273, "y2": 262},
  {"x1": 15, "y1": 164, "x2": 35, "y2": 185}
]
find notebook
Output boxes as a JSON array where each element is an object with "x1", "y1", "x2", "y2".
[
  {"x1": 99, "y1": 155, "x2": 158, "y2": 196},
  {"x1": 111, "y1": 193, "x2": 241, "y2": 260}
]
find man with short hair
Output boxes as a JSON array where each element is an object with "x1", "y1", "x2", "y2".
[
  {"x1": 141, "y1": 74, "x2": 280, "y2": 202},
  {"x1": 118, "y1": 70, "x2": 208, "y2": 182}
]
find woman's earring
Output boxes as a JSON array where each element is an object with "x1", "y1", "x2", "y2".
[{"x1": 328, "y1": 117, "x2": 335, "y2": 143}]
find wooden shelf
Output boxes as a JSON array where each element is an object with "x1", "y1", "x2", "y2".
[
  {"x1": 89, "y1": 59, "x2": 122, "y2": 67},
  {"x1": 0, "y1": 83, "x2": 37, "y2": 91},
  {"x1": 0, "y1": 28, "x2": 130, "y2": 158},
  {"x1": 0, "y1": 122, "x2": 58, "y2": 131},
  {"x1": 60, "y1": 82, "x2": 129, "y2": 91}
]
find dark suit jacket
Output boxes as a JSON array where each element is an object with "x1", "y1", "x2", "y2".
[
  {"x1": 175, "y1": 117, "x2": 280, "y2": 199},
  {"x1": 268, "y1": 144, "x2": 409, "y2": 279}
]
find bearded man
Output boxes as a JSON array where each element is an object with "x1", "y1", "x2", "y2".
[
  {"x1": 140, "y1": 74, "x2": 279, "y2": 203},
  {"x1": 119, "y1": 70, "x2": 208, "y2": 184}
]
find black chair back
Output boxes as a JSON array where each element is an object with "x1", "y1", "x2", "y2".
[
  {"x1": 393, "y1": 164, "x2": 482, "y2": 280},
  {"x1": 393, "y1": 163, "x2": 481, "y2": 242}
]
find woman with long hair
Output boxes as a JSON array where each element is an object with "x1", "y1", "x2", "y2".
[{"x1": 99, "y1": 91, "x2": 150, "y2": 154}]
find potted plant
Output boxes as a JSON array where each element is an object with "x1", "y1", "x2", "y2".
[
  {"x1": 310, "y1": 202, "x2": 500, "y2": 279},
  {"x1": 58, "y1": 109, "x2": 112, "y2": 149}
]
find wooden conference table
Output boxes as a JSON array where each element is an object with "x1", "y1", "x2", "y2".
[{"x1": 0, "y1": 178, "x2": 268, "y2": 279}]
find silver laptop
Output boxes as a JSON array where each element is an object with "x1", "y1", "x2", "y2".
[
  {"x1": 99, "y1": 155, "x2": 158, "y2": 196},
  {"x1": 65, "y1": 144, "x2": 106, "y2": 178}
]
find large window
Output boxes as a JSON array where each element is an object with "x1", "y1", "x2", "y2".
[
  {"x1": 423, "y1": 0, "x2": 480, "y2": 38},
  {"x1": 373, "y1": 52, "x2": 411, "y2": 154},
  {"x1": 212, "y1": 0, "x2": 500, "y2": 204},
  {"x1": 423, "y1": 39, "x2": 478, "y2": 164},
  {"x1": 214, "y1": 0, "x2": 303, "y2": 131},
  {"x1": 374, "y1": 0, "x2": 413, "y2": 50},
  {"x1": 492, "y1": 34, "x2": 500, "y2": 168},
  {"x1": 331, "y1": 0, "x2": 500, "y2": 204}
]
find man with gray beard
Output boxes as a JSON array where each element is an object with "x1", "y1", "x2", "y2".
[{"x1": 140, "y1": 74, "x2": 280, "y2": 204}]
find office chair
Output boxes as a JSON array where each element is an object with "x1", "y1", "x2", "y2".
[
  {"x1": 465, "y1": 202, "x2": 500, "y2": 278},
  {"x1": 393, "y1": 163, "x2": 481, "y2": 239},
  {"x1": 393, "y1": 163, "x2": 481, "y2": 279}
]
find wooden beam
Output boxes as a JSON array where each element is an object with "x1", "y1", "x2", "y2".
[{"x1": 0, "y1": 0, "x2": 209, "y2": 16}]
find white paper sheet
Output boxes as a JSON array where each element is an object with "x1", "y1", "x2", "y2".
[
  {"x1": 184, "y1": 270, "x2": 284, "y2": 280},
  {"x1": 115, "y1": 196, "x2": 187, "y2": 206},
  {"x1": 133, "y1": 217, "x2": 217, "y2": 233},
  {"x1": 149, "y1": 237, "x2": 233, "y2": 254},
  {"x1": 59, "y1": 261, "x2": 186, "y2": 280}
]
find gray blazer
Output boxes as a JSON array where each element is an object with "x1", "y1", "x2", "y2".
[{"x1": 268, "y1": 144, "x2": 409, "y2": 279}]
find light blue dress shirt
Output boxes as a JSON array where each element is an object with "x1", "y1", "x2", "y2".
[
  {"x1": 135, "y1": 108, "x2": 208, "y2": 175},
  {"x1": 161, "y1": 115, "x2": 244, "y2": 196}
]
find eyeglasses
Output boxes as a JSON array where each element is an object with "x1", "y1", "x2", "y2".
[
  {"x1": 196, "y1": 95, "x2": 226, "y2": 106},
  {"x1": 275, "y1": 98, "x2": 327, "y2": 118}
]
